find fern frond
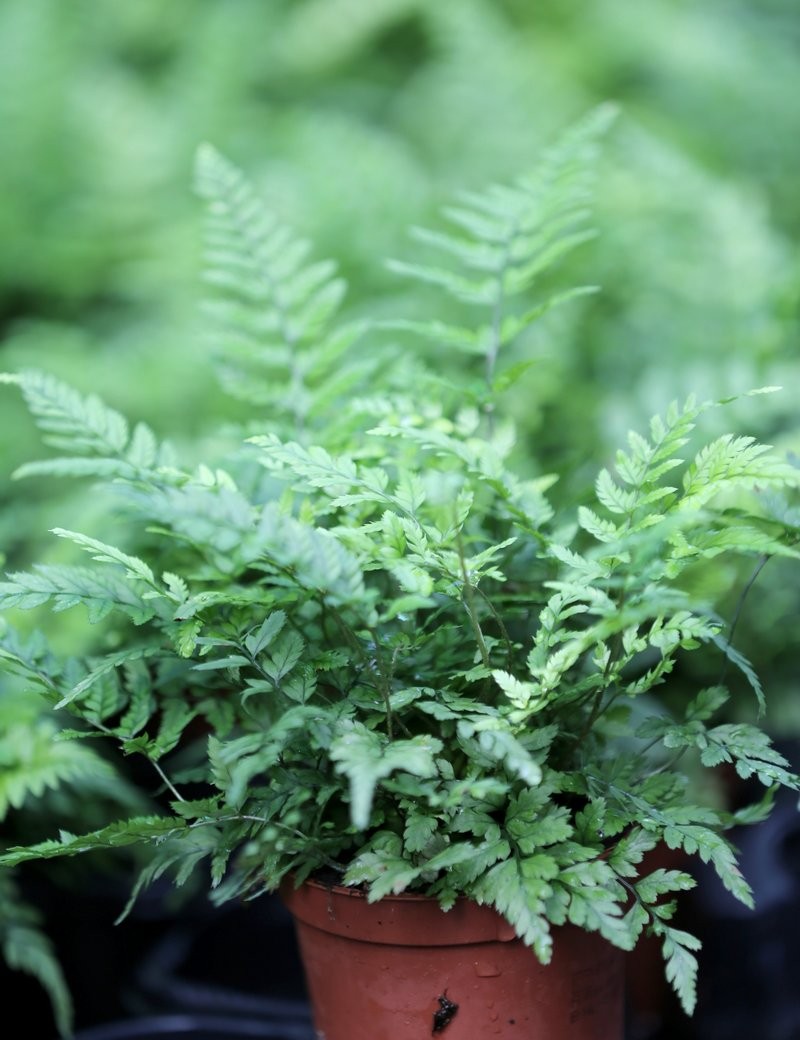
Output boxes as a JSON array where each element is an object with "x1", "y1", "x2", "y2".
[
  {"x1": 470, "y1": 856, "x2": 553, "y2": 962},
  {"x1": 669, "y1": 523, "x2": 799, "y2": 564},
  {"x1": 704, "y1": 724, "x2": 797, "y2": 787},
  {"x1": 330, "y1": 721, "x2": 442, "y2": 829},
  {"x1": 0, "y1": 815, "x2": 187, "y2": 868},
  {"x1": 0, "y1": 714, "x2": 118, "y2": 820},
  {"x1": 681, "y1": 434, "x2": 798, "y2": 509},
  {"x1": 0, "y1": 629, "x2": 63, "y2": 699},
  {"x1": 589, "y1": 396, "x2": 799, "y2": 583},
  {"x1": 457, "y1": 720, "x2": 543, "y2": 786},
  {"x1": 55, "y1": 646, "x2": 160, "y2": 710},
  {"x1": 0, "y1": 566, "x2": 158, "y2": 624},
  {"x1": 387, "y1": 105, "x2": 616, "y2": 383},
  {"x1": 1, "y1": 371, "x2": 174, "y2": 482},
  {"x1": 256, "y1": 503, "x2": 372, "y2": 611},
  {"x1": 657, "y1": 924, "x2": 701, "y2": 1015},
  {"x1": 365, "y1": 419, "x2": 547, "y2": 531},
  {"x1": 599, "y1": 394, "x2": 705, "y2": 525},
  {"x1": 116, "y1": 821, "x2": 224, "y2": 922},
  {"x1": 195, "y1": 144, "x2": 365, "y2": 434},
  {"x1": 122, "y1": 474, "x2": 276, "y2": 570},
  {"x1": 709, "y1": 633, "x2": 765, "y2": 711},
  {"x1": 50, "y1": 529, "x2": 158, "y2": 589},
  {"x1": 250, "y1": 434, "x2": 423, "y2": 523}
]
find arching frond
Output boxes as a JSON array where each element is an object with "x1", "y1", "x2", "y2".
[
  {"x1": 387, "y1": 105, "x2": 617, "y2": 388},
  {"x1": 0, "y1": 371, "x2": 176, "y2": 483},
  {"x1": 195, "y1": 144, "x2": 367, "y2": 436}
]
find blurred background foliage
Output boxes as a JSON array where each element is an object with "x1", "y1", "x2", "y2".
[{"x1": 1, "y1": 1, "x2": 799, "y2": 731}]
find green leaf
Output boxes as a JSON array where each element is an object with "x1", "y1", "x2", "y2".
[
  {"x1": 710, "y1": 634, "x2": 765, "y2": 713},
  {"x1": 657, "y1": 924, "x2": 701, "y2": 1015},
  {"x1": 0, "y1": 816, "x2": 187, "y2": 867},
  {"x1": 194, "y1": 654, "x2": 251, "y2": 672},
  {"x1": 50, "y1": 529, "x2": 156, "y2": 589},
  {"x1": 661, "y1": 818, "x2": 753, "y2": 908},
  {"x1": 5, "y1": 370, "x2": 128, "y2": 455},
  {"x1": 244, "y1": 611, "x2": 287, "y2": 657},
  {"x1": 262, "y1": 630, "x2": 304, "y2": 683},
  {"x1": 0, "y1": 565, "x2": 156, "y2": 625},
  {"x1": 256, "y1": 503, "x2": 370, "y2": 610},
  {"x1": 0, "y1": 723, "x2": 118, "y2": 821},
  {"x1": 470, "y1": 857, "x2": 553, "y2": 962},
  {"x1": 685, "y1": 685, "x2": 729, "y2": 722},
  {"x1": 379, "y1": 318, "x2": 482, "y2": 354},
  {"x1": 330, "y1": 722, "x2": 442, "y2": 829},
  {"x1": 702, "y1": 724, "x2": 799, "y2": 789},
  {"x1": 343, "y1": 833, "x2": 417, "y2": 899},
  {"x1": 559, "y1": 866, "x2": 631, "y2": 948},
  {"x1": 404, "y1": 812, "x2": 438, "y2": 854},
  {"x1": 682, "y1": 434, "x2": 797, "y2": 508},
  {"x1": 458, "y1": 720, "x2": 543, "y2": 786},
  {"x1": 506, "y1": 789, "x2": 573, "y2": 852},
  {"x1": 635, "y1": 868, "x2": 696, "y2": 904},
  {"x1": 607, "y1": 828, "x2": 659, "y2": 877},
  {"x1": 2, "y1": 370, "x2": 172, "y2": 482},
  {"x1": 388, "y1": 105, "x2": 615, "y2": 362},
  {"x1": 56, "y1": 647, "x2": 158, "y2": 709}
]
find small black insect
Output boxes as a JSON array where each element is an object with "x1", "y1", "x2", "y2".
[{"x1": 432, "y1": 991, "x2": 459, "y2": 1034}]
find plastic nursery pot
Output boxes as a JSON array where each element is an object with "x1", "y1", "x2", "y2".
[{"x1": 281, "y1": 879, "x2": 624, "y2": 1040}]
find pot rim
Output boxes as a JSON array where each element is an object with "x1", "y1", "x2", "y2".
[{"x1": 280, "y1": 875, "x2": 519, "y2": 946}]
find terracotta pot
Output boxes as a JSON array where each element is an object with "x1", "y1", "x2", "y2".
[{"x1": 281, "y1": 880, "x2": 624, "y2": 1040}]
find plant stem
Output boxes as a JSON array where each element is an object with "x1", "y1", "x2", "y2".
[
  {"x1": 455, "y1": 526, "x2": 491, "y2": 671},
  {"x1": 484, "y1": 223, "x2": 518, "y2": 436},
  {"x1": 718, "y1": 553, "x2": 770, "y2": 686},
  {"x1": 152, "y1": 759, "x2": 185, "y2": 802},
  {"x1": 368, "y1": 626, "x2": 394, "y2": 741},
  {"x1": 474, "y1": 584, "x2": 514, "y2": 667}
]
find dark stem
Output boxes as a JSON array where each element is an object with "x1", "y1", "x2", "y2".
[
  {"x1": 455, "y1": 526, "x2": 491, "y2": 671},
  {"x1": 368, "y1": 627, "x2": 394, "y2": 741},
  {"x1": 484, "y1": 223, "x2": 519, "y2": 437},
  {"x1": 718, "y1": 553, "x2": 770, "y2": 686}
]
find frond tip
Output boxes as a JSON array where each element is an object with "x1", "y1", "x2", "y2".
[
  {"x1": 387, "y1": 104, "x2": 617, "y2": 364},
  {"x1": 1, "y1": 369, "x2": 172, "y2": 481},
  {"x1": 194, "y1": 143, "x2": 357, "y2": 425}
]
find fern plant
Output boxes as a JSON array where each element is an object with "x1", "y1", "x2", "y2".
[{"x1": 1, "y1": 113, "x2": 799, "y2": 1020}]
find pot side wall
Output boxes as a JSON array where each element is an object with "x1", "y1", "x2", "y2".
[{"x1": 282, "y1": 882, "x2": 624, "y2": 1040}]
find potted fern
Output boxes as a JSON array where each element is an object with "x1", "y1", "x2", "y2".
[{"x1": 1, "y1": 110, "x2": 799, "y2": 1039}]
